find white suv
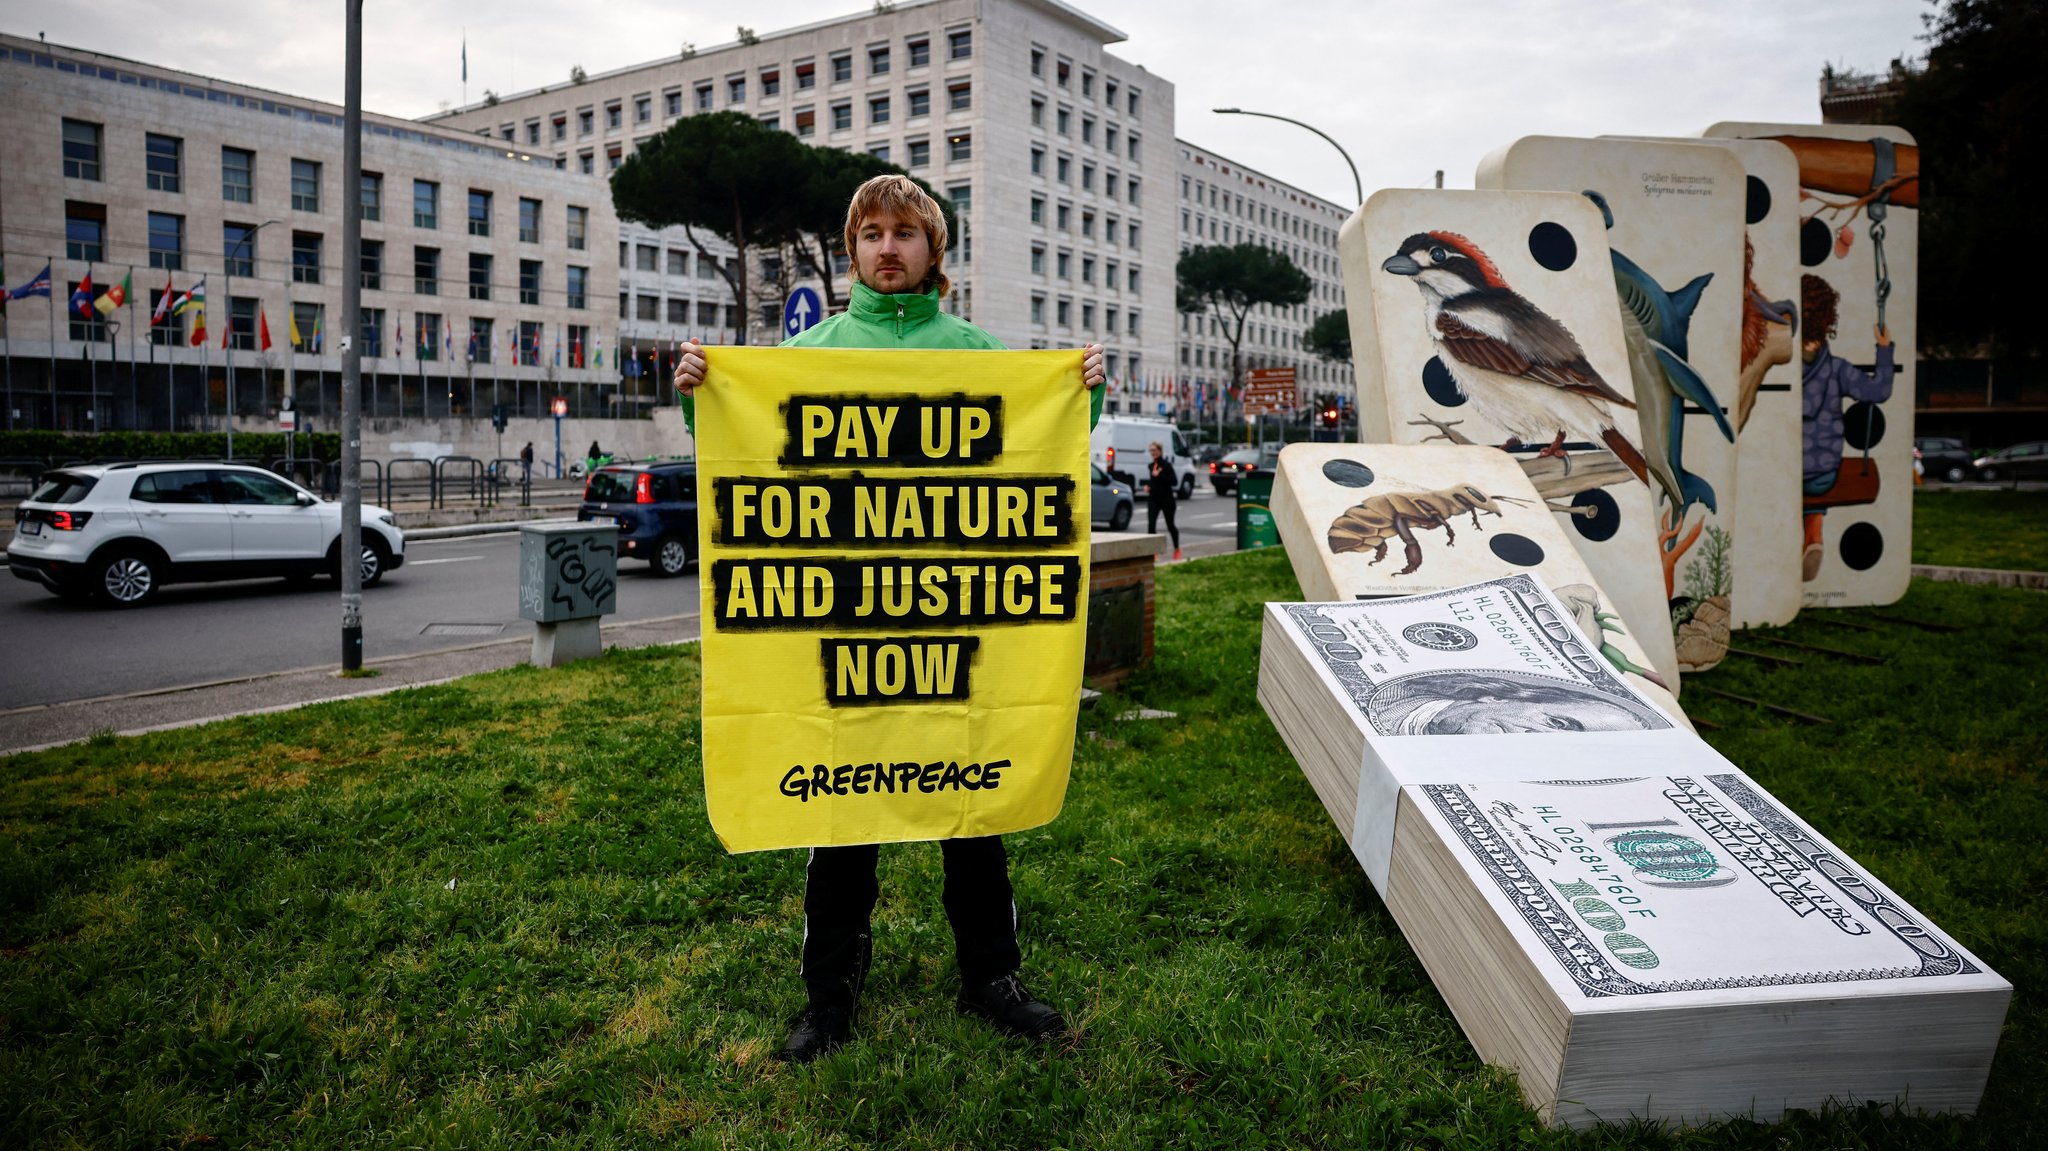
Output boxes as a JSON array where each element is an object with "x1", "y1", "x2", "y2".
[{"x1": 8, "y1": 463, "x2": 405, "y2": 607}]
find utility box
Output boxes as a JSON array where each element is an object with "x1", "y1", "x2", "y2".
[{"x1": 519, "y1": 522, "x2": 619, "y2": 665}]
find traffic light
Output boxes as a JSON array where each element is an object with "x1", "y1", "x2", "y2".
[
  {"x1": 1321, "y1": 404, "x2": 1340, "y2": 428},
  {"x1": 491, "y1": 403, "x2": 509, "y2": 432}
]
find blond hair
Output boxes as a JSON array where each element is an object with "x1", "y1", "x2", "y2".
[{"x1": 844, "y1": 174, "x2": 950, "y2": 297}]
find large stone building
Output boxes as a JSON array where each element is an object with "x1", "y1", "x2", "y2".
[
  {"x1": 1, "y1": 0, "x2": 1351, "y2": 441},
  {"x1": 0, "y1": 31, "x2": 622, "y2": 434},
  {"x1": 1170, "y1": 139, "x2": 1351, "y2": 424},
  {"x1": 429, "y1": 0, "x2": 1179, "y2": 386}
]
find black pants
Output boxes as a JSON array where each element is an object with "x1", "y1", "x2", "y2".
[
  {"x1": 1148, "y1": 496, "x2": 1180, "y2": 549},
  {"x1": 801, "y1": 836, "x2": 1020, "y2": 1008}
]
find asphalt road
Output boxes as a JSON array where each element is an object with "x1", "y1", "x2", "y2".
[
  {"x1": 0, "y1": 490, "x2": 1243, "y2": 715},
  {"x1": 0, "y1": 532, "x2": 701, "y2": 711}
]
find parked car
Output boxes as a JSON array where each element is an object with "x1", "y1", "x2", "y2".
[
  {"x1": 7, "y1": 463, "x2": 405, "y2": 606},
  {"x1": 577, "y1": 461, "x2": 699, "y2": 576},
  {"x1": 1915, "y1": 436, "x2": 1975, "y2": 483},
  {"x1": 1209, "y1": 448, "x2": 1265, "y2": 495},
  {"x1": 1091, "y1": 464, "x2": 1134, "y2": 531},
  {"x1": 1091, "y1": 416, "x2": 1195, "y2": 499},
  {"x1": 1972, "y1": 442, "x2": 2048, "y2": 483}
]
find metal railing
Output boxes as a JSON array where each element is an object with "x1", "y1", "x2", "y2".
[
  {"x1": 487, "y1": 456, "x2": 533, "y2": 507},
  {"x1": 433, "y1": 456, "x2": 489, "y2": 509}
]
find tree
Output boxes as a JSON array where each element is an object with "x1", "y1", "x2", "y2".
[
  {"x1": 1884, "y1": 0, "x2": 2047, "y2": 357},
  {"x1": 611, "y1": 112, "x2": 811, "y2": 344},
  {"x1": 787, "y1": 148, "x2": 958, "y2": 313},
  {"x1": 1306, "y1": 308, "x2": 1351, "y2": 363},
  {"x1": 1176, "y1": 243, "x2": 1312, "y2": 391}
]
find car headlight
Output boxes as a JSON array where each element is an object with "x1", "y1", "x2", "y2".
[{"x1": 375, "y1": 512, "x2": 395, "y2": 526}]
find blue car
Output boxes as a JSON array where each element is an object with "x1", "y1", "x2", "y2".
[{"x1": 578, "y1": 461, "x2": 699, "y2": 576}]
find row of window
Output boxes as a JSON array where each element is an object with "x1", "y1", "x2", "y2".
[
  {"x1": 65, "y1": 204, "x2": 594, "y2": 308},
  {"x1": 62, "y1": 119, "x2": 592, "y2": 247},
  {"x1": 1026, "y1": 46, "x2": 1141, "y2": 117},
  {"x1": 65, "y1": 283, "x2": 600, "y2": 368},
  {"x1": 1181, "y1": 172, "x2": 1339, "y2": 248},
  {"x1": 1027, "y1": 98, "x2": 1137, "y2": 160},
  {"x1": 1025, "y1": 196, "x2": 1144, "y2": 255},
  {"x1": 1028, "y1": 148, "x2": 1142, "y2": 202},
  {"x1": 620, "y1": 295, "x2": 745, "y2": 328},
  {"x1": 489, "y1": 27, "x2": 974, "y2": 147},
  {"x1": 1026, "y1": 295, "x2": 1141, "y2": 336},
  {"x1": 1028, "y1": 245, "x2": 1141, "y2": 292}
]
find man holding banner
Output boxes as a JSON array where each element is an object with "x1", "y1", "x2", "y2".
[{"x1": 675, "y1": 175, "x2": 1105, "y2": 1062}]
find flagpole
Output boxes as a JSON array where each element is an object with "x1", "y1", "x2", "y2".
[
  {"x1": 125, "y1": 266, "x2": 137, "y2": 429},
  {"x1": 46, "y1": 254, "x2": 56, "y2": 430},
  {"x1": 85, "y1": 264, "x2": 97, "y2": 432},
  {"x1": 152, "y1": 284, "x2": 162, "y2": 432}
]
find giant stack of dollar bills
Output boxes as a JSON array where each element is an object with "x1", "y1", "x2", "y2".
[{"x1": 1257, "y1": 574, "x2": 2009, "y2": 1128}]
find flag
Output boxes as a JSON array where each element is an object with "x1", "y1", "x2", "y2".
[
  {"x1": 397, "y1": 313, "x2": 406, "y2": 358},
  {"x1": 259, "y1": 306, "x2": 273, "y2": 352},
  {"x1": 594, "y1": 330, "x2": 603, "y2": 368},
  {"x1": 466, "y1": 328, "x2": 477, "y2": 361},
  {"x1": 461, "y1": 35, "x2": 467, "y2": 84},
  {"x1": 70, "y1": 271, "x2": 95, "y2": 319},
  {"x1": 312, "y1": 311, "x2": 323, "y2": 353},
  {"x1": 180, "y1": 282, "x2": 207, "y2": 346},
  {"x1": 571, "y1": 330, "x2": 582, "y2": 368},
  {"x1": 94, "y1": 269, "x2": 130, "y2": 316},
  {"x1": 9, "y1": 261, "x2": 53, "y2": 300},
  {"x1": 445, "y1": 318, "x2": 453, "y2": 358},
  {"x1": 221, "y1": 318, "x2": 230, "y2": 350},
  {"x1": 151, "y1": 271, "x2": 175, "y2": 324},
  {"x1": 290, "y1": 307, "x2": 303, "y2": 350}
]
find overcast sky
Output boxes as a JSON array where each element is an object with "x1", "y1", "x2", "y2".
[{"x1": 12, "y1": 0, "x2": 1928, "y2": 206}]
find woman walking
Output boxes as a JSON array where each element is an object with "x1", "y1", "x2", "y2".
[{"x1": 1146, "y1": 441, "x2": 1181, "y2": 561}]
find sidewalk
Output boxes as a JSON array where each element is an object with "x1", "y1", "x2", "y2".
[{"x1": 0, "y1": 612, "x2": 700, "y2": 757}]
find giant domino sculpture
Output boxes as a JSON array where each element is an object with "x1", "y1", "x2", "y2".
[
  {"x1": 1263, "y1": 126, "x2": 1990, "y2": 1128},
  {"x1": 1478, "y1": 137, "x2": 1748, "y2": 672},
  {"x1": 1706, "y1": 123, "x2": 1918, "y2": 609}
]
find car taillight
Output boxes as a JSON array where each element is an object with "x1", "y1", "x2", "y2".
[
  {"x1": 1208, "y1": 461, "x2": 1218, "y2": 473},
  {"x1": 583, "y1": 477, "x2": 594, "y2": 500},
  {"x1": 50, "y1": 510, "x2": 93, "y2": 531},
  {"x1": 1105, "y1": 446, "x2": 1115, "y2": 471},
  {"x1": 635, "y1": 473, "x2": 655, "y2": 503}
]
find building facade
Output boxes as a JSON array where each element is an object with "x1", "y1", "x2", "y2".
[
  {"x1": 1171, "y1": 140, "x2": 1351, "y2": 426},
  {"x1": 429, "y1": 0, "x2": 1178, "y2": 385},
  {"x1": 1, "y1": 1, "x2": 1354, "y2": 440},
  {"x1": 0, "y1": 32, "x2": 619, "y2": 433}
]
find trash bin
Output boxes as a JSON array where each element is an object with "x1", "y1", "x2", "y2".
[{"x1": 1237, "y1": 473, "x2": 1278, "y2": 550}]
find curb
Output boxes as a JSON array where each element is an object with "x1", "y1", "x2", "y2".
[
  {"x1": 1912, "y1": 564, "x2": 2048, "y2": 590},
  {"x1": 406, "y1": 518, "x2": 579, "y2": 541}
]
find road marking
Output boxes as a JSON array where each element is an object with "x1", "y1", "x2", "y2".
[{"x1": 407, "y1": 555, "x2": 484, "y2": 566}]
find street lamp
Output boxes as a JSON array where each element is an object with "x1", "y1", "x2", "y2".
[
  {"x1": 222, "y1": 217, "x2": 281, "y2": 459},
  {"x1": 1212, "y1": 108, "x2": 1362, "y2": 205}
]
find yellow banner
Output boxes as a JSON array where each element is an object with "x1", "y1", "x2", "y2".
[{"x1": 697, "y1": 348, "x2": 1091, "y2": 853}]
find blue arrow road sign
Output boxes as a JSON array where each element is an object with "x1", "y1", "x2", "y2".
[{"x1": 783, "y1": 287, "x2": 823, "y2": 338}]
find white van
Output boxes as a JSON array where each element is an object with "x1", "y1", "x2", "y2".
[{"x1": 1091, "y1": 417, "x2": 1195, "y2": 499}]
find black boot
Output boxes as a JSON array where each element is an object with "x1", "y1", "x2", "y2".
[
  {"x1": 777, "y1": 1002, "x2": 854, "y2": 1063},
  {"x1": 957, "y1": 973, "x2": 1066, "y2": 1041},
  {"x1": 779, "y1": 931, "x2": 871, "y2": 1063}
]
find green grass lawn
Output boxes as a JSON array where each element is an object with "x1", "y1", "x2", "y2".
[
  {"x1": 3, "y1": 552, "x2": 2043, "y2": 1148},
  {"x1": 1913, "y1": 487, "x2": 2048, "y2": 571}
]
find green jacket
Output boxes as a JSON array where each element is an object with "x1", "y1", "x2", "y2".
[{"x1": 681, "y1": 282, "x2": 1103, "y2": 432}]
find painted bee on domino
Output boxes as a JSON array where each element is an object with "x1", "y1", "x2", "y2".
[{"x1": 1328, "y1": 485, "x2": 1532, "y2": 576}]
